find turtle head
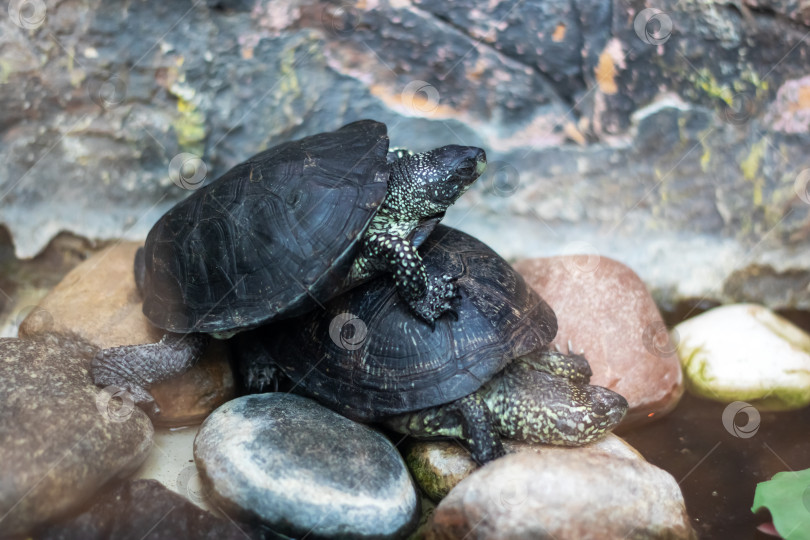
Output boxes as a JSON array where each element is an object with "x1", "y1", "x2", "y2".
[
  {"x1": 489, "y1": 367, "x2": 628, "y2": 446},
  {"x1": 388, "y1": 146, "x2": 486, "y2": 220}
]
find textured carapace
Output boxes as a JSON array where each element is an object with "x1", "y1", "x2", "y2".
[
  {"x1": 243, "y1": 225, "x2": 558, "y2": 421},
  {"x1": 140, "y1": 120, "x2": 390, "y2": 334}
]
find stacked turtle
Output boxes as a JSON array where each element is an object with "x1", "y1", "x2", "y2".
[{"x1": 91, "y1": 120, "x2": 627, "y2": 464}]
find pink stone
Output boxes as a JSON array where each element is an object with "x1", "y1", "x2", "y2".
[{"x1": 514, "y1": 255, "x2": 684, "y2": 429}]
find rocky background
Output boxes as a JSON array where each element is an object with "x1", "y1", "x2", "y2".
[
  {"x1": 2, "y1": 0, "x2": 810, "y2": 314},
  {"x1": 4, "y1": 2, "x2": 810, "y2": 537}
]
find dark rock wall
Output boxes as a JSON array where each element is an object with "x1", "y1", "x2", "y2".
[{"x1": 2, "y1": 0, "x2": 809, "y2": 306}]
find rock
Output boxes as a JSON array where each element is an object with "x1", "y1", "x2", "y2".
[
  {"x1": 744, "y1": 0, "x2": 810, "y2": 26},
  {"x1": 722, "y1": 263, "x2": 810, "y2": 312},
  {"x1": 194, "y1": 393, "x2": 419, "y2": 539},
  {"x1": 4, "y1": 0, "x2": 810, "y2": 320},
  {"x1": 674, "y1": 303, "x2": 810, "y2": 410},
  {"x1": 425, "y1": 440, "x2": 695, "y2": 540},
  {"x1": 36, "y1": 479, "x2": 268, "y2": 540},
  {"x1": 763, "y1": 74, "x2": 810, "y2": 134},
  {"x1": 407, "y1": 433, "x2": 641, "y2": 502},
  {"x1": 0, "y1": 333, "x2": 153, "y2": 536},
  {"x1": 0, "y1": 230, "x2": 94, "y2": 338},
  {"x1": 514, "y1": 256, "x2": 684, "y2": 429},
  {"x1": 18, "y1": 241, "x2": 235, "y2": 427}
]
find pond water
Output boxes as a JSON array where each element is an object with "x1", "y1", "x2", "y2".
[{"x1": 624, "y1": 391, "x2": 810, "y2": 539}]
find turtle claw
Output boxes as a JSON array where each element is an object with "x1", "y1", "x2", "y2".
[
  {"x1": 410, "y1": 273, "x2": 459, "y2": 324},
  {"x1": 245, "y1": 364, "x2": 280, "y2": 393},
  {"x1": 567, "y1": 339, "x2": 585, "y2": 355},
  {"x1": 141, "y1": 397, "x2": 161, "y2": 418}
]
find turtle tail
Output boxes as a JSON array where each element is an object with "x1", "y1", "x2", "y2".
[{"x1": 134, "y1": 246, "x2": 146, "y2": 298}]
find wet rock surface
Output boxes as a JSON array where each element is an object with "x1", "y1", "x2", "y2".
[
  {"x1": 18, "y1": 241, "x2": 235, "y2": 427},
  {"x1": 425, "y1": 438, "x2": 694, "y2": 539},
  {"x1": 675, "y1": 303, "x2": 810, "y2": 410},
  {"x1": 194, "y1": 393, "x2": 420, "y2": 539},
  {"x1": 131, "y1": 426, "x2": 213, "y2": 512},
  {"x1": 36, "y1": 479, "x2": 267, "y2": 540},
  {"x1": 406, "y1": 433, "x2": 641, "y2": 503},
  {"x1": 515, "y1": 255, "x2": 684, "y2": 429},
  {"x1": 2, "y1": 1, "x2": 810, "y2": 314},
  {"x1": 0, "y1": 333, "x2": 153, "y2": 536}
]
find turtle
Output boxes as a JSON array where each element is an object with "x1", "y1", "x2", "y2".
[
  {"x1": 232, "y1": 225, "x2": 629, "y2": 464},
  {"x1": 91, "y1": 120, "x2": 487, "y2": 412}
]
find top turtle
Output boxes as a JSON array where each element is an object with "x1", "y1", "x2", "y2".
[
  {"x1": 142, "y1": 119, "x2": 484, "y2": 331},
  {"x1": 91, "y1": 120, "x2": 486, "y2": 411}
]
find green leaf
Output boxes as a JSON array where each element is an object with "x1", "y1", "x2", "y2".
[{"x1": 752, "y1": 469, "x2": 810, "y2": 540}]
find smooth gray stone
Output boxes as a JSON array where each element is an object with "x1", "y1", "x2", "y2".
[{"x1": 194, "y1": 393, "x2": 419, "y2": 539}]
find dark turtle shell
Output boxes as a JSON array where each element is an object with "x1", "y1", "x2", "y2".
[
  {"x1": 255, "y1": 225, "x2": 557, "y2": 421},
  {"x1": 141, "y1": 120, "x2": 390, "y2": 334}
]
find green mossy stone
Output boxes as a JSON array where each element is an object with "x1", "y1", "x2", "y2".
[{"x1": 675, "y1": 304, "x2": 810, "y2": 410}]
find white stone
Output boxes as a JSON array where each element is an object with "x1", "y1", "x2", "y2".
[{"x1": 675, "y1": 304, "x2": 810, "y2": 410}]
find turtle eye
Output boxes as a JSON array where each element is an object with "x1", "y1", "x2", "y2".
[
  {"x1": 456, "y1": 158, "x2": 476, "y2": 177},
  {"x1": 592, "y1": 400, "x2": 610, "y2": 415}
]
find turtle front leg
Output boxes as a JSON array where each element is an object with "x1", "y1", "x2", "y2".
[
  {"x1": 385, "y1": 393, "x2": 505, "y2": 464},
  {"x1": 358, "y1": 232, "x2": 457, "y2": 323},
  {"x1": 91, "y1": 333, "x2": 210, "y2": 415}
]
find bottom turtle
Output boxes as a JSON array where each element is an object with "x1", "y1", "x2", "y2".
[{"x1": 234, "y1": 226, "x2": 628, "y2": 463}]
